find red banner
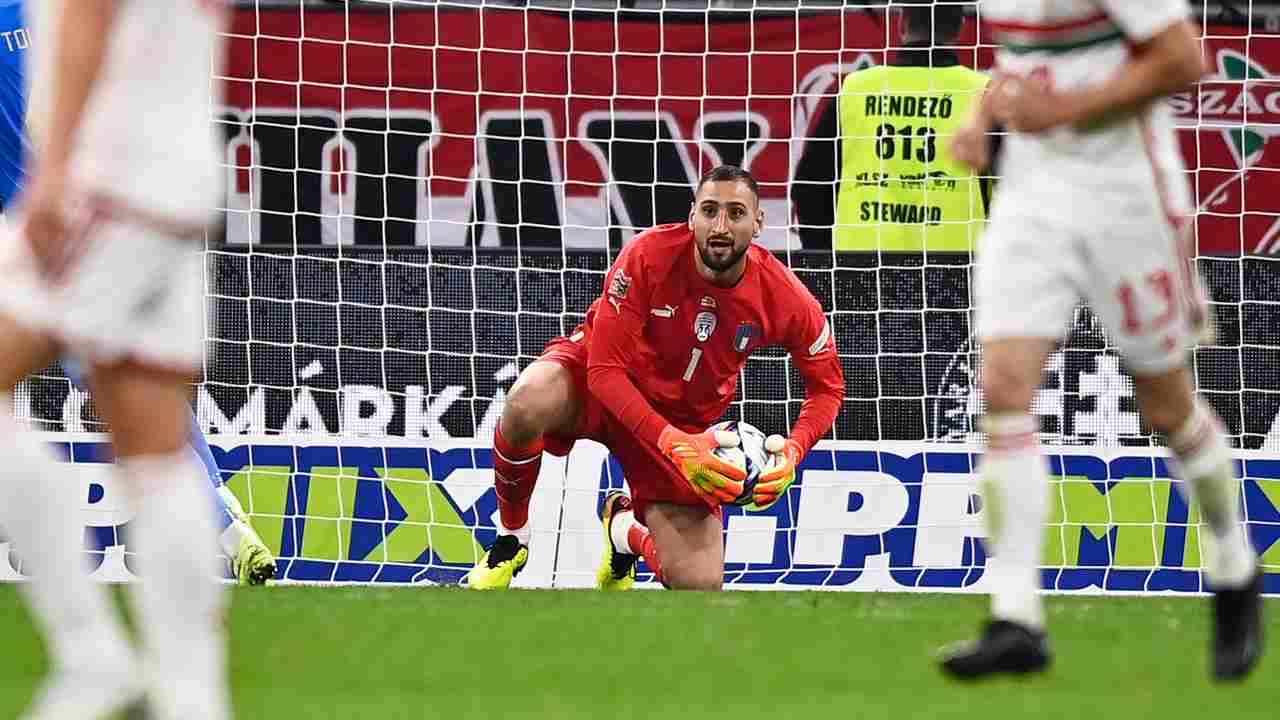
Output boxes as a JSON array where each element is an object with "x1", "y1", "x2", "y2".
[{"x1": 221, "y1": 8, "x2": 1277, "y2": 254}]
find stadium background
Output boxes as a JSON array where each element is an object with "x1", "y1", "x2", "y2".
[{"x1": 9, "y1": 0, "x2": 1280, "y2": 590}]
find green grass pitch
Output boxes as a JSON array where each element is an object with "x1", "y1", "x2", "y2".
[{"x1": 0, "y1": 585, "x2": 1275, "y2": 719}]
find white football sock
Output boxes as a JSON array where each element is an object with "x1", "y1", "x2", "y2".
[
  {"x1": 981, "y1": 413, "x2": 1050, "y2": 631},
  {"x1": 610, "y1": 509, "x2": 638, "y2": 554},
  {"x1": 1168, "y1": 403, "x2": 1256, "y2": 589},
  {"x1": 212, "y1": 485, "x2": 252, "y2": 560},
  {"x1": 123, "y1": 451, "x2": 229, "y2": 720},
  {"x1": 499, "y1": 521, "x2": 531, "y2": 546},
  {"x1": 218, "y1": 520, "x2": 251, "y2": 561},
  {"x1": 0, "y1": 407, "x2": 135, "y2": 677}
]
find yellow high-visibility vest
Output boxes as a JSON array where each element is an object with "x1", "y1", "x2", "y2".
[{"x1": 836, "y1": 57, "x2": 990, "y2": 252}]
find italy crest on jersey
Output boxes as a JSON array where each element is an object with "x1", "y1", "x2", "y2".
[
  {"x1": 694, "y1": 311, "x2": 717, "y2": 342},
  {"x1": 734, "y1": 322, "x2": 759, "y2": 352}
]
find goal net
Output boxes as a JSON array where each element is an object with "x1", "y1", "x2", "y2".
[{"x1": 12, "y1": 1, "x2": 1279, "y2": 592}]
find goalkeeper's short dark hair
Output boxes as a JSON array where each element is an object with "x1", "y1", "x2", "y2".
[
  {"x1": 696, "y1": 165, "x2": 760, "y2": 202},
  {"x1": 901, "y1": 1, "x2": 967, "y2": 43}
]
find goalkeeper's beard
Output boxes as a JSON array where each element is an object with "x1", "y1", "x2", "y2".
[{"x1": 698, "y1": 239, "x2": 748, "y2": 273}]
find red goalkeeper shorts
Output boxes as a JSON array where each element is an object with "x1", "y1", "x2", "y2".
[{"x1": 537, "y1": 334, "x2": 720, "y2": 524}]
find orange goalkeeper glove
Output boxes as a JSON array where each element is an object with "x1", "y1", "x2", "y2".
[
  {"x1": 657, "y1": 425, "x2": 747, "y2": 504},
  {"x1": 753, "y1": 435, "x2": 802, "y2": 510}
]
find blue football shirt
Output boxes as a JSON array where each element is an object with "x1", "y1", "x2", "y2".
[{"x1": 0, "y1": 0, "x2": 28, "y2": 209}]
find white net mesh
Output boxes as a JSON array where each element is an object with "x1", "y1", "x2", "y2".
[{"x1": 11, "y1": 1, "x2": 1279, "y2": 590}]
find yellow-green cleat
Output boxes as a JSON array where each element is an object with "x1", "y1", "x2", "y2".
[
  {"x1": 232, "y1": 525, "x2": 277, "y2": 586},
  {"x1": 217, "y1": 486, "x2": 277, "y2": 586},
  {"x1": 596, "y1": 491, "x2": 638, "y2": 591},
  {"x1": 464, "y1": 535, "x2": 528, "y2": 589}
]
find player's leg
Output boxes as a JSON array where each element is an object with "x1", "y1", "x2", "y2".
[
  {"x1": 465, "y1": 354, "x2": 583, "y2": 589},
  {"x1": 88, "y1": 361, "x2": 228, "y2": 720},
  {"x1": 940, "y1": 337, "x2": 1058, "y2": 679},
  {"x1": 1130, "y1": 366, "x2": 1262, "y2": 680},
  {"x1": 1131, "y1": 367, "x2": 1255, "y2": 586},
  {"x1": 602, "y1": 494, "x2": 723, "y2": 590},
  {"x1": 596, "y1": 491, "x2": 640, "y2": 590},
  {"x1": 45, "y1": 201, "x2": 230, "y2": 720},
  {"x1": 187, "y1": 410, "x2": 277, "y2": 585},
  {"x1": 976, "y1": 336, "x2": 1059, "y2": 622},
  {"x1": 940, "y1": 213, "x2": 1078, "y2": 679},
  {"x1": 1098, "y1": 219, "x2": 1263, "y2": 681},
  {"x1": 595, "y1": 426, "x2": 727, "y2": 590},
  {"x1": 187, "y1": 408, "x2": 241, "y2": 533},
  {"x1": 494, "y1": 359, "x2": 581, "y2": 535},
  {"x1": 627, "y1": 501, "x2": 724, "y2": 590},
  {"x1": 0, "y1": 316, "x2": 145, "y2": 719},
  {"x1": 68, "y1": 354, "x2": 274, "y2": 586}
]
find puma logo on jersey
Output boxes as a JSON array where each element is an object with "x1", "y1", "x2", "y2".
[{"x1": 650, "y1": 305, "x2": 676, "y2": 318}]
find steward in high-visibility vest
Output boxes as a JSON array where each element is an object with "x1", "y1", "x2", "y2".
[{"x1": 836, "y1": 4, "x2": 990, "y2": 252}]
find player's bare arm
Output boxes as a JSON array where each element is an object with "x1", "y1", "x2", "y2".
[
  {"x1": 990, "y1": 20, "x2": 1207, "y2": 133},
  {"x1": 950, "y1": 76, "x2": 1008, "y2": 171},
  {"x1": 23, "y1": 0, "x2": 119, "y2": 279}
]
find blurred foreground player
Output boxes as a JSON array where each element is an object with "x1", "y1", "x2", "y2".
[
  {"x1": 942, "y1": 0, "x2": 1263, "y2": 681},
  {"x1": 0, "y1": 1, "x2": 231, "y2": 718},
  {"x1": 0, "y1": 0, "x2": 272, "y2": 587},
  {"x1": 62, "y1": 359, "x2": 277, "y2": 586},
  {"x1": 465, "y1": 165, "x2": 845, "y2": 591}
]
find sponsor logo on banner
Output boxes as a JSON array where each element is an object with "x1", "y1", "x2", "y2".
[
  {"x1": 32, "y1": 438, "x2": 1278, "y2": 594},
  {"x1": 1170, "y1": 49, "x2": 1280, "y2": 254},
  {"x1": 218, "y1": 8, "x2": 1280, "y2": 255}
]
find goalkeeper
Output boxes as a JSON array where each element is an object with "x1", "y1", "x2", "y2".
[
  {"x1": 835, "y1": 1, "x2": 990, "y2": 252},
  {"x1": 465, "y1": 165, "x2": 844, "y2": 591}
]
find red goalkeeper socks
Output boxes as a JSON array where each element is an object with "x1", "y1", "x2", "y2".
[
  {"x1": 626, "y1": 522, "x2": 666, "y2": 587},
  {"x1": 493, "y1": 425, "x2": 543, "y2": 534}
]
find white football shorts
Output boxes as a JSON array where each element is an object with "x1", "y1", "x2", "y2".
[
  {"x1": 974, "y1": 188, "x2": 1203, "y2": 376},
  {"x1": 0, "y1": 201, "x2": 205, "y2": 372}
]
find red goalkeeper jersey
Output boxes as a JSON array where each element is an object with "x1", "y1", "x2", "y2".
[{"x1": 579, "y1": 223, "x2": 845, "y2": 456}]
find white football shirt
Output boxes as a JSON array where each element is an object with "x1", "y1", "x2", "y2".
[
  {"x1": 27, "y1": 0, "x2": 224, "y2": 223},
  {"x1": 981, "y1": 0, "x2": 1193, "y2": 216}
]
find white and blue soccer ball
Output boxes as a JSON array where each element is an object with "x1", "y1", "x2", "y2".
[{"x1": 708, "y1": 419, "x2": 771, "y2": 506}]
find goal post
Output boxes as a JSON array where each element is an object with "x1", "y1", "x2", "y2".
[{"x1": 10, "y1": 1, "x2": 1279, "y2": 592}]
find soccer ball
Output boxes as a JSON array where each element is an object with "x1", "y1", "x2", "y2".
[{"x1": 708, "y1": 420, "x2": 770, "y2": 506}]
